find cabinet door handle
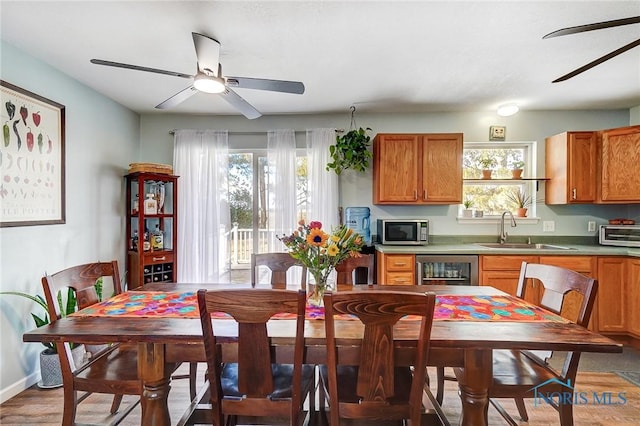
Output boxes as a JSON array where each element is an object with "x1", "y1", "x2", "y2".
[
  {"x1": 572, "y1": 188, "x2": 577, "y2": 200},
  {"x1": 413, "y1": 190, "x2": 418, "y2": 200},
  {"x1": 423, "y1": 190, "x2": 427, "y2": 200},
  {"x1": 153, "y1": 256, "x2": 166, "y2": 261},
  {"x1": 395, "y1": 262, "x2": 406, "y2": 266}
]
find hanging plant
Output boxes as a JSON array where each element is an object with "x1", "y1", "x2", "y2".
[{"x1": 326, "y1": 107, "x2": 372, "y2": 175}]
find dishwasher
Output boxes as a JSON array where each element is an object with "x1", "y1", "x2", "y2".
[{"x1": 415, "y1": 255, "x2": 479, "y2": 285}]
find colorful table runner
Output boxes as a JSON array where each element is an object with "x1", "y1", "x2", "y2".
[{"x1": 72, "y1": 291, "x2": 568, "y2": 323}]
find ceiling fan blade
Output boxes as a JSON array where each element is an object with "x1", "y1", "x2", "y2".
[
  {"x1": 155, "y1": 86, "x2": 199, "y2": 109},
  {"x1": 225, "y1": 76, "x2": 305, "y2": 94},
  {"x1": 543, "y1": 16, "x2": 640, "y2": 39},
  {"x1": 552, "y1": 38, "x2": 640, "y2": 82},
  {"x1": 192, "y1": 32, "x2": 221, "y2": 76},
  {"x1": 90, "y1": 59, "x2": 192, "y2": 79},
  {"x1": 219, "y1": 88, "x2": 262, "y2": 119}
]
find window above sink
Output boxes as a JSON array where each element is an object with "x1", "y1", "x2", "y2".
[{"x1": 461, "y1": 141, "x2": 543, "y2": 219}]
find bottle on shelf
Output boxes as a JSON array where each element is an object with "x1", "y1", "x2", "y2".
[
  {"x1": 144, "y1": 193, "x2": 157, "y2": 214},
  {"x1": 143, "y1": 227, "x2": 151, "y2": 251},
  {"x1": 132, "y1": 194, "x2": 139, "y2": 215},
  {"x1": 152, "y1": 225, "x2": 164, "y2": 251},
  {"x1": 131, "y1": 230, "x2": 139, "y2": 251}
]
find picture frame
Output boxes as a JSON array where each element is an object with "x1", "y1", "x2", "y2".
[
  {"x1": 489, "y1": 125, "x2": 506, "y2": 141},
  {"x1": 0, "y1": 80, "x2": 65, "y2": 227}
]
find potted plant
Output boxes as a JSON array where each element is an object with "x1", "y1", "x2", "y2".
[
  {"x1": 461, "y1": 197, "x2": 474, "y2": 218},
  {"x1": 478, "y1": 157, "x2": 497, "y2": 179},
  {"x1": 0, "y1": 288, "x2": 85, "y2": 388},
  {"x1": 509, "y1": 160, "x2": 525, "y2": 179},
  {"x1": 326, "y1": 127, "x2": 373, "y2": 175},
  {"x1": 505, "y1": 188, "x2": 534, "y2": 217}
]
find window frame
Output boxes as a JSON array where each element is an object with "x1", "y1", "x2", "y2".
[{"x1": 460, "y1": 141, "x2": 539, "y2": 221}]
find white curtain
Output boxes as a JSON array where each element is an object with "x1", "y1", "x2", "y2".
[
  {"x1": 266, "y1": 129, "x2": 298, "y2": 252},
  {"x1": 173, "y1": 130, "x2": 230, "y2": 283},
  {"x1": 306, "y1": 128, "x2": 339, "y2": 229},
  {"x1": 306, "y1": 128, "x2": 340, "y2": 286}
]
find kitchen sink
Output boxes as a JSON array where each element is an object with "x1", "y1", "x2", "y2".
[{"x1": 475, "y1": 243, "x2": 574, "y2": 250}]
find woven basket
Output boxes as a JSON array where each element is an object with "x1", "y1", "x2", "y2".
[{"x1": 128, "y1": 162, "x2": 173, "y2": 175}]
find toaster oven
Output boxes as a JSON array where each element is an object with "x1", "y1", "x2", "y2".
[{"x1": 599, "y1": 225, "x2": 640, "y2": 247}]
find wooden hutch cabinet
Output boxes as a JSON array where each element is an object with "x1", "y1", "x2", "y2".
[
  {"x1": 125, "y1": 172, "x2": 178, "y2": 289},
  {"x1": 373, "y1": 133, "x2": 463, "y2": 204}
]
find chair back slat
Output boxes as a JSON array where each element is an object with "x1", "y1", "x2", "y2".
[
  {"x1": 42, "y1": 261, "x2": 121, "y2": 316},
  {"x1": 197, "y1": 288, "x2": 308, "y2": 424},
  {"x1": 515, "y1": 262, "x2": 598, "y2": 377},
  {"x1": 39, "y1": 261, "x2": 140, "y2": 425},
  {"x1": 251, "y1": 253, "x2": 308, "y2": 289},
  {"x1": 323, "y1": 290, "x2": 436, "y2": 423},
  {"x1": 516, "y1": 262, "x2": 597, "y2": 327},
  {"x1": 336, "y1": 254, "x2": 375, "y2": 285}
]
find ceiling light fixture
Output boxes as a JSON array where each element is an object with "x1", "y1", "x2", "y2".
[
  {"x1": 193, "y1": 73, "x2": 225, "y2": 93},
  {"x1": 497, "y1": 104, "x2": 519, "y2": 117}
]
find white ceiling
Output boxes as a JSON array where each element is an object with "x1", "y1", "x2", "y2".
[{"x1": 2, "y1": 1, "x2": 639, "y2": 118}]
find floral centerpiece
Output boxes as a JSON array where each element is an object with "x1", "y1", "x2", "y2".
[{"x1": 278, "y1": 220, "x2": 365, "y2": 306}]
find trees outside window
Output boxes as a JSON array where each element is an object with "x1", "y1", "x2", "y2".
[
  {"x1": 462, "y1": 142, "x2": 538, "y2": 217},
  {"x1": 227, "y1": 150, "x2": 309, "y2": 281}
]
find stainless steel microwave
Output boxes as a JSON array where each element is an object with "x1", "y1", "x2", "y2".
[
  {"x1": 377, "y1": 219, "x2": 429, "y2": 245},
  {"x1": 599, "y1": 225, "x2": 640, "y2": 247}
]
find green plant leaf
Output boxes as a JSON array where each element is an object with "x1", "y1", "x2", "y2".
[{"x1": 326, "y1": 127, "x2": 372, "y2": 175}]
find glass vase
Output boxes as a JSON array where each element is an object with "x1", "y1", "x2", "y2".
[{"x1": 308, "y1": 269, "x2": 332, "y2": 307}]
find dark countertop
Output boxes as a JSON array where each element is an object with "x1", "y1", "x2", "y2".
[{"x1": 375, "y1": 242, "x2": 639, "y2": 257}]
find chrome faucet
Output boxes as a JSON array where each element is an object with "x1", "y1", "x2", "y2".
[{"x1": 500, "y1": 211, "x2": 517, "y2": 244}]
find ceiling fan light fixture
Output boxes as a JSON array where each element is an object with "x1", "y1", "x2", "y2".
[
  {"x1": 497, "y1": 104, "x2": 519, "y2": 117},
  {"x1": 193, "y1": 73, "x2": 225, "y2": 93}
]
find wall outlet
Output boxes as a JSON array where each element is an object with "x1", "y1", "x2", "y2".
[
  {"x1": 588, "y1": 221, "x2": 596, "y2": 232},
  {"x1": 543, "y1": 221, "x2": 555, "y2": 232}
]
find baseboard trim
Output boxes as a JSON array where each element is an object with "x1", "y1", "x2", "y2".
[{"x1": 0, "y1": 371, "x2": 39, "y2": 404}]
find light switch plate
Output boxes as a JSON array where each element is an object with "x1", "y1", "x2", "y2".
[
  {"x1": 588, "y1": 221, "x2": 596, "y2": 232},
  {"x1": 543, "y1": 221, "x2": 555, "y2": 232}
]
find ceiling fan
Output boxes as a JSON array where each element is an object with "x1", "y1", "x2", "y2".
[
  {"x1": 544, "y1": 16, "x2": 640, "y2": 83},
  {"x1": 90, "y1": 32, "x2": 305, "y2": 119}
]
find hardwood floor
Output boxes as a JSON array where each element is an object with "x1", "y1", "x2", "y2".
[{"x1": 1, "y1": 365, "x2": 638, "y2": 425}]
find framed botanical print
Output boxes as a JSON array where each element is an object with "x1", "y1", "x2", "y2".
[{"x1": 0, "y1": 80, "x2": 65, "y2": 227}]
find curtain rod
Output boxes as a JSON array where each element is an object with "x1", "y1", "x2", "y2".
[{"x1": 168, "y1": 129, "x2": 344, "y2": 135}]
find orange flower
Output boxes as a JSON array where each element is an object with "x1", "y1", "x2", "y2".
[{"x1": 307, "y1": 228, "x2": 328, "y2": 247}]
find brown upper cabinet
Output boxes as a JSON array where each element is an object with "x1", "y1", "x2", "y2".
[
  {"x1": 545, "y1": 131, "x2": 597, "y2": 204},
  {"x1": 373, "y1": 133, "x2": 463, "y2": 204},
  {"x1": 599, "y1": 126, "x2": 640, "y2": 202},
  {"x1": 545, "y1": 125, "x2": 640, "y2": 204}
]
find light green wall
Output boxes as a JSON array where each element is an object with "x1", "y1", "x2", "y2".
[
  {"x1": 140, "y1": 109, "x2": 633, "y2": 238},
  {"x1": 631, "y1": 105, "x2": 640, "y2": 125},
  {"x1": 0, "y1": 41, "x2": 140, "y2": 402}
]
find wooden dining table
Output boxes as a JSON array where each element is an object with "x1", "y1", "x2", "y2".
[{"x1": 23, "y1": 283, "x2": 622, "y2": 426}]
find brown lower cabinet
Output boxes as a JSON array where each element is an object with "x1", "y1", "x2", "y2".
[
  {"x1": 378, "y1": 252, "x2": 636, "y2": 339},
  {"x1": 479, "y1": 255, "x2": 538, "y2": 297},
  {"x1": 628, "y1": 258, "x2": 640, "y2": 338},
  {"x1": 376, "y1": 252, "x2": 415, "y2": 285},
  {"x1": 597, "y1": 257, "x2": 627, "y2": 333}
]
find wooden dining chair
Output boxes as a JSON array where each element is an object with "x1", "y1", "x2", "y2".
[
  {"x1": 319, "y1": 290, "x2": 449, "y2": 425},
  {"x1": 465, "y1": 262, "x2": 598, "y2": 426},
  {"x1": 335, "y1": 254, "x2": 374, "y2": 285},
  {"x1": 250, "y1": 252, "x2": 307, "y2": 289},
  {"x1": 41, "y1": 261, "x2": 141, "y2": 426},
  {"x1": 193, "y1": 288, "x2": 315, "y2": 426}
]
